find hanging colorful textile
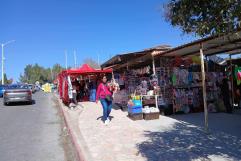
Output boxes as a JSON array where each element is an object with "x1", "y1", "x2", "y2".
[
  {"x1": 174, "y1": 56, "x2": 182, "y2": 66},
  {"x1": 234, "y1": 66, "x2": 241, "y2": 85},
  {"x1": 172, "y1": 74, "x2": 177, "y2": 86},
  {"x1": 188, "y1": 67, "x2": 193, "y2": 84},
  {"x1": 191, "y1": 56, "x2": 201, "y2": 65}
]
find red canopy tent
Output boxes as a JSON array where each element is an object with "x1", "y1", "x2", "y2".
[
  {"x1": 66, "y1": 64, "x2": 112, "y2": 75},
  {"x1": 57, "y1": 64, "x2": 112, "y2": 104},
  {"x1": 66, "y1": 64, "x2": 95, "y2": 74}
]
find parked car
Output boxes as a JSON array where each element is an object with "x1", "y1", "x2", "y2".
[
  {"x1": 3, "y1": 84, "x2": 33, "y2": 105},
  {"x1": 0, "y1": 85, "x2": 7, "y2": 97}
]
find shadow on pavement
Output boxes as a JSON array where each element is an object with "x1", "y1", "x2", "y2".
[
  {"x1": 97, "y1": 115, "x2": 114, "y2": 122},
  {"x1": 5, "y1": 100, "x2": 36, "y2": 106},
  {"x1": 112, "y1": 103, "x2": 122, "y2": 110},
  {"x1": 170, "y1": 112, "x2": 241, "y2": 138},
  {"x1": 137, "y1": 121, "x2": 241, "y2": 161}
]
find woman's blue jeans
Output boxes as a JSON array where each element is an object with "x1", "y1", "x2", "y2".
[{"x1": 100, "y1": 98, "x2": 112, "y2": 121}]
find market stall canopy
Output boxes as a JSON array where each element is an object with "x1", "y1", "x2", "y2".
[
  {"x1": 208, "y1": 55, "x2": 226, "y2": 65},
  {"x1": 78, "y1": 64, "x2": 96, "y2": 73},
  {"x1": 63, "y1": 64, "x2": 112, "y2": 75},
  {"x1": 101, "y1": 52, "x2": 146, "y2": 69},
  {"x1": 156, "y1": 29, "x2": 241, "y2": 58},
  {"x1": 101, "y1": 45, "x2": 171, "y2": 70}
]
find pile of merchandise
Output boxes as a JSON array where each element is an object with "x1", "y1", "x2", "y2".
[
  {"x1": 113, "y1": 56, "x2": 225, "y2": 116},
  {"x1": 142, "y1": 106, "x2": 160, "y2": 113},
  {"x1": 127, "y1": 98, "x2": 143, "y2": 120}
]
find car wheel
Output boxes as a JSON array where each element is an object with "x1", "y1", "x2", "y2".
[{"x1": 4, "y1": 102, "x2": 8, "y2": 106}]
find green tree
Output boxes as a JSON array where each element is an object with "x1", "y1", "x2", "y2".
[
  {"x1": 52, "y1": 64, "x2": 64, "y2": 80},
  {"x1": 20, "y1": 64, "x2": 46, "y2": 84},
  {"x1": 0, "y1": 73, "x2": 13, "y2": 85},
  {"x1": 20, "y1": 63, "x2": 65, "y2": 84},
  {"x1": 165, "y1": 0, "x2": 241, "y2": 37},
  {"x1": 4, "y1": 74, "x2": 9, "y2": 84}
]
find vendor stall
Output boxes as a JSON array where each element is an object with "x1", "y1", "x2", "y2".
[
  {"x1": 102, "y1": 42, "x2": 230, "y2": 123},
  {"x1": 102, "y1": 30, "x2": 241, "y2": 131},
  {"x1": 105, "y1": 51, "x2": 224, "y2": 117},
  {"x1": 153, "y1": 29, "x2": 241, "y2": 131},
  {"x1": 102, "y1": 46, "x2": 173, "y2": 120},
  {"x1": 57, "y1": 64, "x2": 112, "y2": 105}
]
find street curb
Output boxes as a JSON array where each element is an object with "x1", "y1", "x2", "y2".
[{"x1": 53, "y1": 94, "x2": 92, "y2": 161}]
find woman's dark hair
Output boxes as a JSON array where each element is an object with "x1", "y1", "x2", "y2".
[{"x1": 101, "y1": 75, "x2": 107, "y2": 79}]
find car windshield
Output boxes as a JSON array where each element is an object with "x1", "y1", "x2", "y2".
[{"x1": 7, "y1": 85, "x2": 29, "y2": 89}]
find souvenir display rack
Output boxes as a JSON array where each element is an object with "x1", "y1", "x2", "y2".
[{"x1": 113, "y1": 57, "x2": 224, "y2": 116}]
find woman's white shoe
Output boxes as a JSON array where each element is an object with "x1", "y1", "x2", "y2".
[{"x1": 104, "y1": 120, "x2": 109, "y2": 125}]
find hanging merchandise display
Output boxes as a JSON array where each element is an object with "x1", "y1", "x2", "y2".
[
  {"x1": 156, "y1": 67, "x2": 172, "y2": 105},
  {"x1": 113, "y1": 66, "x2": 153, "y2": 110},
  {"x1": 234, "y1": 65, "x2": 241, "y2": 85},
  {"x1": 188, "y1": 68, "x2": 193, "y2": 84},
  {"x1": 171, "y1": 66, "x2": 223, "y2": 113},
  {"x1": 174, "y1": 56, "x2": 182, "y2": 66},
  {"x1": 112, "y1": 56, "x2": 224, "y2": 117},
  {"x1": 113, "y1": 65, "x2": 161, "y2": 119},
  {"x1": 191, "y1": 56, "x2": 201, "y2": 65},
  {"x1": 67, "y1": 76, "x2": 73, "y2": 99}
]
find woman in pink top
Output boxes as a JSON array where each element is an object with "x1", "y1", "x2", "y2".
[{"x1": 96, "y1": 75, "x2": 113, "y2": 125}]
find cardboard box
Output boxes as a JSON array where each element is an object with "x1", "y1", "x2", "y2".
[
  {"x1": 128, "y1": 113, "x2": 143, "y2": 121},
  {"x1": 143, "y1": 112, "x2": 159, "y2": 120}
]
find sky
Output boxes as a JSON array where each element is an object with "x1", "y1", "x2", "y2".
[{"x1": 0, "y1": 0, "x2": 198, "y2": 81}]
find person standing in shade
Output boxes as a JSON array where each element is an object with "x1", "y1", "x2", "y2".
[
  {"x1": 217, "y1": 78, "x2": 233, "y2": 113},
  {"x1": 72, "y1": 84, "x2": 77, "y2": 105},
  {"x1": 96, "y1": 75, "x2": 113, "y2": 125}
]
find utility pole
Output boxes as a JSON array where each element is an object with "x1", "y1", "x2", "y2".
[
  {"x1": 1, "y1": 40, "x2": 15, "y2": 85},
  {"x1": 1, "y1": 44, "x2": 4, "y2": 85},
  {"x1": 98, "y1": 53, "x2": 100, "y2": 67},
  {"x1": 65, "y1": 50, "x2": 68, "y2": 69},
  {"x1": 50, "y1": 68, "x2": 54, "y2": 81},
  {"x1": 74, "y1": 50, "x2": 77, "y2": 68}
]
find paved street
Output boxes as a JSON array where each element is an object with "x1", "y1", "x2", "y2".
[{"x1": 0, "y1": 92, "x2": 77, "y2": 161}]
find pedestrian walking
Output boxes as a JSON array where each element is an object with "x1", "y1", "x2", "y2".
[{"x1": 96, "y1": 75, "x2": 113, "y2": 125}]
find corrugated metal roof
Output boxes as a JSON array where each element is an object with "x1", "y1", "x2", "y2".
[
  {"x1": 101, "y1": 44, "x2": 171, "y2": 68},
  {"x1": 102, "y1": 30, "x2": 241, "y2": 70},
  {"x1": 156, "y1": 30, "x2": 241, "y2": 57}
]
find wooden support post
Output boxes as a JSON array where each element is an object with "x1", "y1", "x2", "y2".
[
  {"x1": 200, "y1": 43, "x2": 208, "y2": 132},
  {"x1": 152, "y1": 55, "x2": 156, "y2": 75},
  {"x1": 205, "y1": 56, "x2": 208, "y2": 73},
  {"x1": 230, "y1": 54, "x2": 234, "y2": 109},
  {"x1": 155, "y1": 95, "x2": 158, "y2": 109}
]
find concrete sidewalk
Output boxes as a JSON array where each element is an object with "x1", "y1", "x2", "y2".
[{"x1": 57, "y1": 97, "x2": 241, "y2": 161}]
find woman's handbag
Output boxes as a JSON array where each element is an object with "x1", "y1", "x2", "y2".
[
  {"x1": 102, "y1": 84, "x2": 113, "y2": 101},
  {"x1": 105, "y1": 95, "x2": 113, "y2": 102}
]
